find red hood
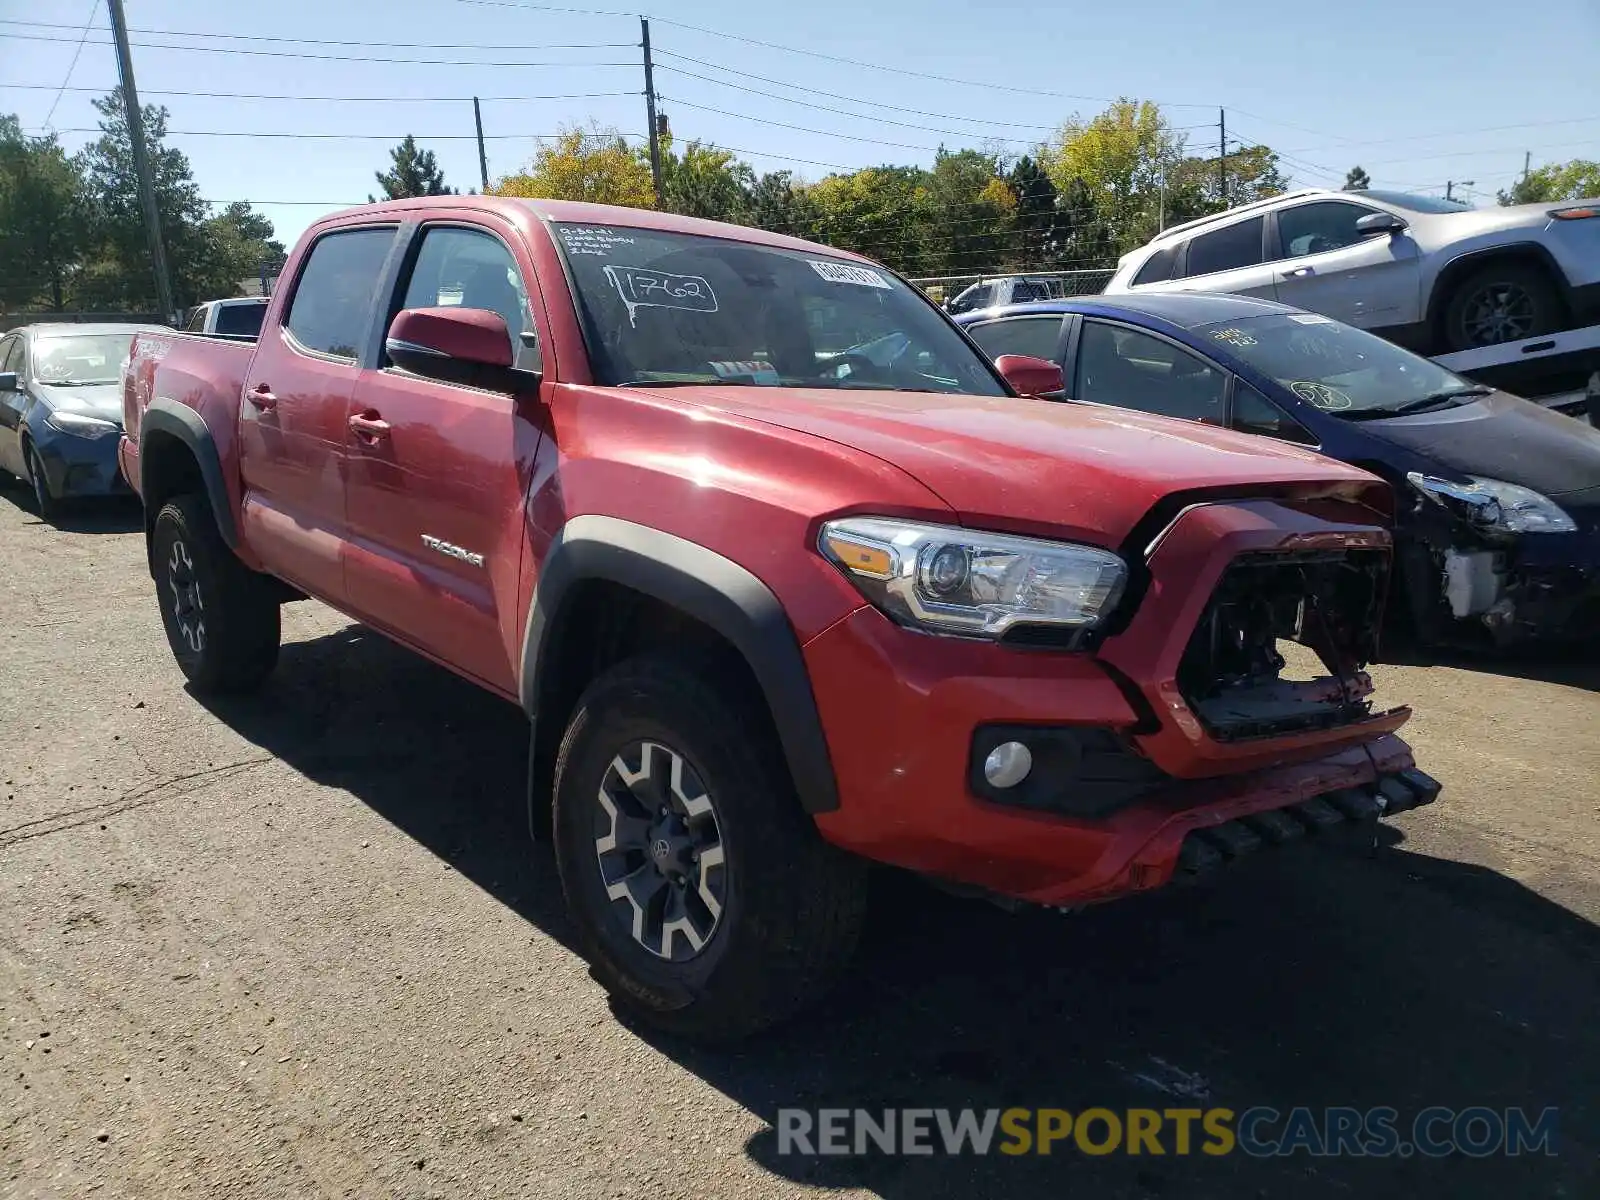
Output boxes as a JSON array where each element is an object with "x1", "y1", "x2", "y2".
[{"x1": 640, "y1": 386, "x2": 1386, "y2": 544}]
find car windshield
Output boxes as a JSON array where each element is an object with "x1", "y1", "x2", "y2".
[
  {"x1": 550, "y1": 221, "x2": 1006, "y2": 395},
  {"x1": 1197, "y1": 313, "x2": 1480, "y2": 415},
  {"x1": 32, "y1": 333, "x2": 139, "y2": 385},
  {"x1": 1355, "y1": 189, "x2": 1472, "y2": 214}
]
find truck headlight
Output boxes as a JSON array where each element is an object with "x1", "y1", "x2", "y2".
[
  {"x1": 819, "y1": 517, "x2": 1127, "y2": 639},
  {"x1": 45, "y1": 410, "x2": 120, "y2": 439},
  {"x1": 1406, "y1": 473, "x2": 1575, "y2": 534}
]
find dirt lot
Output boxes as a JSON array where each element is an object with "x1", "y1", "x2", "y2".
[{"x1": 1, "y1": 491, "x2": 1596, "y2": 1200}]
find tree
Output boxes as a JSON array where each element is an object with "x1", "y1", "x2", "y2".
[
  {"x1": 1006, "y1": 155, "x2": 1060, "y2": 267},
  {"x1": 491, "y1": 124, "x2": 654, "y2": 208},
  {"x1": 1040, "y1": 99, "x2": 1186, "y2": 257},
  {"x1": 1344, "y1": 165, "x2": 1371, "y2": 191},
  {"x1": 661, "y1": 138, "x2": 752, "y2": 223},
  {"x1": 741, "y1": 170, "x2": 814, "y2": 239},
  {"x1": 804, "y1": 166, "x2": 929, "y2": 274},
  {"x1": 0, "y1": 116, "x2": 93, "y2": 311},
  {"x1": 917, "y1": 147, "x2": 1012, "y2": 276},
  {"x1": 1499, "y1": 159, "x2": 1600, "y2": 205},
  {"x1": 372, "y1": 136, "x2": 454, "y2": 200}
]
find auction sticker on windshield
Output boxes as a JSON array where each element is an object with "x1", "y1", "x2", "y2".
[
  {"x1": 603, "y1": 265, "x2": 718, "y2": 325},
  {"x1": 810, "y1": 260, "x2": 892, "y2": 289}
]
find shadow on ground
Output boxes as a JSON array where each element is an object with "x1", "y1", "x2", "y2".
[
  {"x1": 0, "y1": 486, "x2": 143, "y2": 534},
  {"x1": 200, "y1": 621, "x2": 1598, "y2": 1200},
  {"x1": 1386, "y1": 639, "x2": 1600, "y2": 693}
]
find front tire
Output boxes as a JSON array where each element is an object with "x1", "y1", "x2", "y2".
[
  {"x1": 25, "y1": 443, "x2": 59, "y2": 521},
  {"x1": 552, "y1": 656, "x2": 867, "y2": 1041},
  {"x1": 1441, "y1": 263, "x2": 1564, "y2": 351},
  {"x1": 151, "y1": 494, "x2": 280, "y2": 693}
]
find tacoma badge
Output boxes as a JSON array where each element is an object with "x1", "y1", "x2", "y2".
[{"x1": 421, "y1": 534, "x2": 485, "y2": 567}]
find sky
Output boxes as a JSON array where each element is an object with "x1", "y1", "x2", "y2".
[{"x1": 4, "y1": 0, "x2": 1599, "y2": 253}]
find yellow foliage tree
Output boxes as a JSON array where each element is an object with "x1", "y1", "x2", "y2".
[{"x1": 490, "y1": 123, "x2": 655, "y2": 209}]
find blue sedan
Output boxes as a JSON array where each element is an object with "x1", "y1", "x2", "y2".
[
  {"x1": 0, "y1": 323, "x2": 162, "y2": 520},
  {"x1": 956, "y1": 292, "x2": 1600, "y2": 648}
]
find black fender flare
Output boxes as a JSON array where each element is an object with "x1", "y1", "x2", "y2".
[
  {"x1": 521, "y1": 515, "x2": 839, "y2": 814},
  {"x1": 139, "y1": 398, "x2": 240, "y2": 551}
]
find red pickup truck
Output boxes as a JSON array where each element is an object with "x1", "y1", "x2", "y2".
[{"x1": 121, "y1": 197, "x2": 1438, "y2": 1039}]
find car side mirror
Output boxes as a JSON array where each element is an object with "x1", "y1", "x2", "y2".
[
  {"x1": 1356, "y1": 212, "x2": 1406, "y2": 238},
  {"x1": 0, "y1": 372, "x2": 16, "y2": 393},
  {"x1": 994, "y1": 353, "x2": 1064, "y2": 399},
  {"x1": 385, "y1": 307, "x2": 541, "y2": 393}
]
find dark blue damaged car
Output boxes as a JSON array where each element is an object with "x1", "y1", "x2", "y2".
[
  {"x1": 955, "y1": 292, "x2": 1600, "y2": 648},
  {"x1": 0, "y1": 323, "x2": 165, "y2": 520}
]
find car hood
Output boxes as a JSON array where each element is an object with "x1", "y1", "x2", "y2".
[
  {"x1": 645, "y1": 385, "x2": 1384, "y2": 544},
  {"x1": 1421, "y1": 199, "x2": 1587, "y2": 237},
  {"x1": 33, "y1": 382, "x2": 124, "y2": 425},
  {"x1": 1356, "y1": 391, "x2": 1600, "y2": 499}
]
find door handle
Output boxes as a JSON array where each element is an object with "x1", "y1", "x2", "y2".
[
  {"x1": 1281, "y1": 266, "x2": 1314, "y2": 279},
  {"x1": 247, "y1": 384, "x2": 278, "y2": 410},
  {"x1": 348, "y1": 411, "x2": 391, "y2": 440}
]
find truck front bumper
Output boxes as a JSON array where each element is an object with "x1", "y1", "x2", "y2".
[{"x1": 804, "y1": 604, "x2": 1429, "y2": 907}]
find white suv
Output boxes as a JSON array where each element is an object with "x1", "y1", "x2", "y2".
[{"x1": 1104, "y1": 188, "x2": 1600, "y2": 352}]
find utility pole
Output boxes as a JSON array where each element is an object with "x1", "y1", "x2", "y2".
[
  {"x1": 473, "y1": 97, "x2": 489, "y2": 192},
  {"x1": 1445, "y1": 179, "x2": 1475, "y2": 203},
  {"x1": 107, "y1": 0, "x2": 176, "y2": 325},
  {"x1": 1218, "y1": 108, "x2": 1227, "y2": 207},
  {"x1": 641, "y1": 17, "x2": 663, "y2": 205},
  {"x1": 1523, "y1": 151, "x2": 1531, "y2": 184}
]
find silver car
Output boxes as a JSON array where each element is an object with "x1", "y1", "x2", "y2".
[{"x1": 1104, "y1": 188, "x2": 1600, "y2": 352}]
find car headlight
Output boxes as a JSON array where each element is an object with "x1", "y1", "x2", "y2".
[
  {"x1": 45, "y1": 410, "x2": 120, "y2": 439},
  {"x1": 819, "y1": 517, "x2": 1128, "y2": 639},
  {"x1": 1406, "y1": 472, "x2": 1575, "y2": 533}
]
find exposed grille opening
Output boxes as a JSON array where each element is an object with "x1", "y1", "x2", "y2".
[{"x1": 1177, "y1": 549, "x2": 1389, "y2": 742}]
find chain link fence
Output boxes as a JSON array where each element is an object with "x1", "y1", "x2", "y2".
[{"x1": 909, "y1": 269, "x2": 1115, "y2": 308}]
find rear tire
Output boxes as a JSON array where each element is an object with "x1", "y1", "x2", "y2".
[
  {"x1": 151, "y1": 494, "x2": 280, "y2": 693},
  {"x1": 551, "y1": 655, "x2": 867, "y2": 1042},
  {"x1": 1441, "y1": 262, "x2": 1565, "y2": 351}
]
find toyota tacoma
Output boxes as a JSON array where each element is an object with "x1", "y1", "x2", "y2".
[{"x1": 120, "y1": 197, "x2": 1439, "y2": 1039}]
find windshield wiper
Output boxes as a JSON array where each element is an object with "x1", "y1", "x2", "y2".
[
  {"x1": 1384, "y1": 386, "x2": 1492, "y2": 416},
  {"x1": 43, "y1": 379, "x2": 117, "y2": 387}
]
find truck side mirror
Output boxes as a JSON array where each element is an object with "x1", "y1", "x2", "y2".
[
  {"x1": 994, "y1": 353, "x2": 1064, "y2": 399},
  {"x1": 385, "y1": 307, "x2": 541, "y2": 393}
]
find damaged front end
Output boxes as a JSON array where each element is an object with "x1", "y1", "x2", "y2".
[
  {"x1": 1401, "y1": 473, "x2": 1600, "y2": 646},
  {"x1": 1177, "y1": 549, "x2": 1389, "y2": 741}
]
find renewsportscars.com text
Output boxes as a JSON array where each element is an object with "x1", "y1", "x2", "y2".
[{"x1": 776, "y1": 1106, "x2": 1558, "y2": 1158}]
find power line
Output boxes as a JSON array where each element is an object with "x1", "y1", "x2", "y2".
[
  {"x1": 38, "y1": 1, "x2": 98, "y2": 130},
  {"x1": 41, "y1": 126, "x2": 644, "y2": 141},
  {"x1": 0, "y1": 19, "x2": 634, "y2": 51},
  {"x1": 1, "y1": 82, "x2": 642, "y2": 103},
  {"x1": 660, "y1": 95, "x2": 1002, "y2": 153},
  {"x1": 0, "y1": 31, "x2": 637, "y2": 67}
]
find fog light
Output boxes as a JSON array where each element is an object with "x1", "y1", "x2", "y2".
[{"x1": 983, "y1": 741, "x2": 1032, "y2": 788}]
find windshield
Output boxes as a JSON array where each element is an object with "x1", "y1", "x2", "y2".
[
  {"x1": 215, "y1": 302, "x2": 266, "y2": 337},
  {"x1": 1198, "y1": 313, "x2": 1480, "y2": 415},
  {"x1": 1356, "y1": 189, "x2": 1471, "y2": 214},
  {"x1": 32, "y1": 333, "x2": 139, "y2": 385},
  {"x1": 550, "y1": 221, "x2": 1006, "y2": 395}
]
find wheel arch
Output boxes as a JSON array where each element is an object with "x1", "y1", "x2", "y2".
[
  {"x1": 1426, "y1": 242, "x2": 1572, "y2": 336},
  {"x1": 521, "y1": 516, "x2": 839, "y2": 822},
  {"x1": 138, "y1": 399, "x2": 239, "y2": 576}
]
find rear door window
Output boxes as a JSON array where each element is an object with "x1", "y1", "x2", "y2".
[
  {"x1": 1183, "y1": 217, "x2": 1265, "y2": 278},
  {"x1": 965, "y1": 315, "x2": 1066, "y2": 362},
  {"x1": 1131, "y1": 245, "x2": 1179, "y2": 286},
  {"x1": 284, "y1": 228, "x2": 396, "y2": 359}
]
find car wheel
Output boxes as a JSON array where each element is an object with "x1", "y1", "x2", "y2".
[
  {"x1": 25, "y1": 443, "x2": 59, "y2": 520},
  {"x1": 151, "y1": 494, "x2": 281, "y2": 693},
  {"x1": 552, "y1": 655, "x2": 868, "y2": 1041},
  {"x1": 1442, "y1": 263, "x2": 1564, "y2": 351}
]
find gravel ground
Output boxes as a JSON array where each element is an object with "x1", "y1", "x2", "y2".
[{"x1": 1, "y1": 491, "x2": 1596, "y2": 1199}]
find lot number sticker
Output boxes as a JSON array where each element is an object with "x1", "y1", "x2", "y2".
[{"x1": 809, "y1": 260, "x2": 892, "y2": 289}]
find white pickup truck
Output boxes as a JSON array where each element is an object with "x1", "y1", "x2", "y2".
[{"x1": 181, "y1": 297, "x2": 269, "y2": 340}]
